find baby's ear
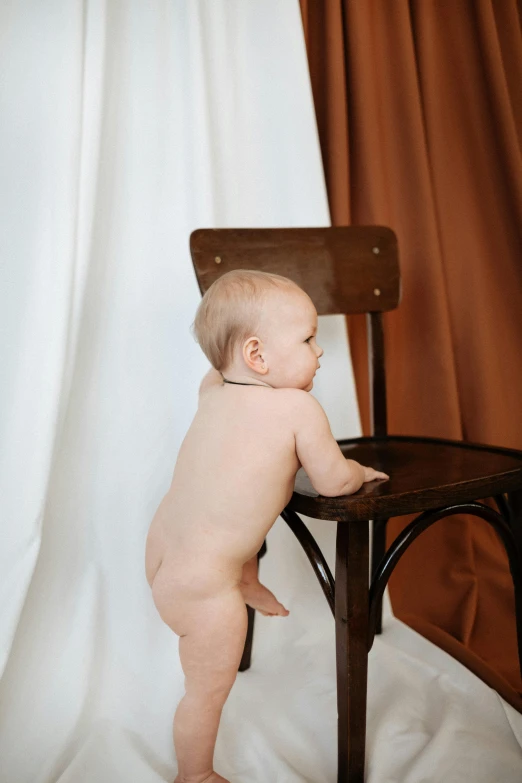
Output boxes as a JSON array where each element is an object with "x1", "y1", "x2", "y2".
[{"x1": 243, "y1": 336, "x2": 268, "y2": 374}]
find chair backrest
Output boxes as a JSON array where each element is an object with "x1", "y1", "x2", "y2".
[{"x1": 189, "y1": 226, "x2": 401, "y2": 436}]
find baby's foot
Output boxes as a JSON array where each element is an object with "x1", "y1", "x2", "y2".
[
  {"x1": 240, "y1": 579, "x2": 290, "y2": 617},
  {"x1": 174, "y1": 772, "x2": 230, "y2": 783}
]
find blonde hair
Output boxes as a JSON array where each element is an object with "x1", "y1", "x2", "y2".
[{"x1": 192, "y1": 269, "x2": 299, "y2": 370}]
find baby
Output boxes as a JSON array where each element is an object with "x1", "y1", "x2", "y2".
[{"x1": 145, "y1": 270, "x2": 388, "y2": 783}]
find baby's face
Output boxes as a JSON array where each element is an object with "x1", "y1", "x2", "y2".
[{"x1": 260, "y1": 288, "x2": 323, "y2": 391}]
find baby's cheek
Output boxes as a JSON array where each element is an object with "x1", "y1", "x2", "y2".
[{"x1": 299, "y1": 368, "x2": 315, "y2": 389}]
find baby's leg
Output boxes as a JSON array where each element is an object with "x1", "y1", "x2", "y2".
[
  {"x1": 173, "y1": 587, "x2": 248, "y2": 783},
  {"x1": 240, "y1": 554, "x2": 290, "y2": 617},
  {"x1": 240, "y1": 553, "x2": 259, "y2": 585}
]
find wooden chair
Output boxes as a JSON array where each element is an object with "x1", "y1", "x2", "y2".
[{"x1": 190, "y1": 226, "x2": 522, "y2": 783}]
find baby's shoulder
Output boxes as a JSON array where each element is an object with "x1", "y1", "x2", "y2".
[
  {"x1": 269, "y1": 388, "x2": 323, "y2": 421},
  {"x1": 272, "y1": 388, "x2": 309, "y2": 405}
]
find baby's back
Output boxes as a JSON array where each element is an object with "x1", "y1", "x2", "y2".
[{"x1": 147, "y1": 385, "x2": 299, "y2": 587}]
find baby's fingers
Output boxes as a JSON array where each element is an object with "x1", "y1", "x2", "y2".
[{"x1": 363, "y1": 466, "x2": 389, "y2": 482}]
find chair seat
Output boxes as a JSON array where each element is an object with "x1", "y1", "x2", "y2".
[{"x1": 289, "y1": 435, "x2": 522, "y2": 522}]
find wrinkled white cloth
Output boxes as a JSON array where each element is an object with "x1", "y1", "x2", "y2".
[{"x1": 0, "y1": 2, "x2": 520, "y2": 782}]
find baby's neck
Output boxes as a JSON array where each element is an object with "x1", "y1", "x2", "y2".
[{"x1": 220, "y1": 369, "x2": 272, "y2": 388}]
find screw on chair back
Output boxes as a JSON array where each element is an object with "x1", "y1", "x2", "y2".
[{"x1": 190, "y1": 226, "x2": 401, "y2": 438}]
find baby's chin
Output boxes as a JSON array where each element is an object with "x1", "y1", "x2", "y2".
[{"x1": 275, "y1": 378, "x2": 315, "y2": 391}]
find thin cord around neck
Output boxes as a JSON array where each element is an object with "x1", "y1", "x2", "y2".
[{"x1": 220, "y1": 374, "x2": 269, "y2": 388}]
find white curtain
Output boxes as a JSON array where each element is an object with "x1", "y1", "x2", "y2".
[{"x1": 1, "y1": 2, "x2": 521, "y2": 782}]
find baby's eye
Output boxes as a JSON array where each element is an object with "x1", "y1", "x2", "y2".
[{"x1": 305, "y1": 336, "x2": 313, "y2": 343}]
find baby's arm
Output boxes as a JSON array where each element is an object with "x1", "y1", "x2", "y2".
[{"x1": 289, "y1": 390, "x2": 388, "y2": 497}]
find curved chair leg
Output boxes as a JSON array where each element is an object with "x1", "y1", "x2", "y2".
[
  {"x1": 281, "y1": 507, "x2": 335, "y2": 614},
  {"x1": 336, "y1": 522, "x2": 369, "y2": 783},
  {"x1": 370, "y1": 518, "x2": 388, "y2": 635},
  {"x1": 238, "y1": 540, "x2": 267, "y2": 673},
  {"x1": 368, "y1": 502, "x2": 522, "y2": 681}
]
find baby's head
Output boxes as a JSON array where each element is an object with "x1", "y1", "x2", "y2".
[{"x1": 193, "y1": 269, "x2": 323, "y2": 391}]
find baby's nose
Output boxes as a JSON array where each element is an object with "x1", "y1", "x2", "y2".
[{"x1": 317, "y1": 344, "x2": 324, "y2": 358}]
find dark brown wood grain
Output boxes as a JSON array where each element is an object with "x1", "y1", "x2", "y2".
[
  {"x1": 508, "y1": 489, "x2": 522, "y2": 560},
  {"x1": 370, "y1": 518, "x2": 388, "y2": 635},
  {"x1": 190, "y1": 226, "x2": 400, "y2": 314},
  {"x1": 290, "y1": 436, "x2": 522, "y2": 522},
  {"x1": 367, "y1": 312, "x2": 387, "y2": 438},
  {"x1": 336, "y1": 522, "x2": 369, "y2": 782}
]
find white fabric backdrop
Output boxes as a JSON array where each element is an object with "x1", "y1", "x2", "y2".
[{"x1": 0, "y1": 2, "x2": 521, "y2": 782}]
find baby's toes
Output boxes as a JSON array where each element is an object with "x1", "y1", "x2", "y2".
[{"x1": 277, "y1": 604, "x2": 290, "y2": 617}]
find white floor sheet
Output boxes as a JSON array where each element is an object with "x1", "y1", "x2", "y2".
[{"x1": 0, "y1": 2, "x2": 521, "y2": 782}]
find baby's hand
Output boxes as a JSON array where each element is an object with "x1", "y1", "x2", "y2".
[{"x1": 362, "y1": 466, "x2": 389, "y2": 483}]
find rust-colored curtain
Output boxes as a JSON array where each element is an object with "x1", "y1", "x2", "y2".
[{"x1": 300, "y1": 0, "x2": 522, "y2": 710}]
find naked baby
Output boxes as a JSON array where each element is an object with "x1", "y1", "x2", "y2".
[{"x1": 145, "y1": 270, "x2": 388, "y2": 783}]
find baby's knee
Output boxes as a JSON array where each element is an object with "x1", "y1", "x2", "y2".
[{"x1": 185, "y1": 669, "x2": 238, "y2": 703}]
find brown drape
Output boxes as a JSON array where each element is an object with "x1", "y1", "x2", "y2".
[{"x1": 300, "y1": 0, "x2": 522, "y2": 710}]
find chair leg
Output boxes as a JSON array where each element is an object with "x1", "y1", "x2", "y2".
[
  {"x1": 507, "y1": 490, "x2": 522, "y2": 562},
  {"x1": 238, "y1": 541, "x2": 267, "y2": 673},
  {"x1": 238, "y1": 604, "x2": 256, "y2": 672},
  {"x1": 370, "y1": 518, "x2": 387, "y2": 635},
  {"x1": 335, "y1": 522, "x2": 369, "y2": 783},
  {"x1": 507, "y1": 490, "x2": 522, "y2": 675}
]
